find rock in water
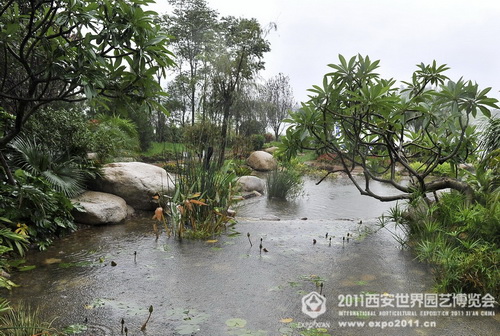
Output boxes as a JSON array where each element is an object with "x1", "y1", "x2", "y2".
[
  {"x1": 72, "y1": 191, "x2": 128, "y2": 225},
  {"x1": 90, "y1": 162, "x2": 174, "y2": 210},
  {"x1": 237, "y1": 175, "x2": 266, "y2": 193}
]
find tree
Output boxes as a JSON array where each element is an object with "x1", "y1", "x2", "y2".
[
  {"x1": 0, "y1": 0, "x2": 174, "y2": 183},
  {"x1": 232, "y1": 81, "x2": 267, "y2": 136},
  {"x1": 162, "y1": 0, "x2": 218, "y2": 126},
  {"x1": 209, "y1": 16, "x2": 271, "y2": 166},
  {"x1": 282, "y1": 54, "x2": 499, "y2": 202},
  {"x1": 262, "y1": 73, "x2": 295, "y2": 140}
]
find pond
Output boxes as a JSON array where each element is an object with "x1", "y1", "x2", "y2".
[{"x1": 2, "y1": 176, "x2": 498, "y2": 335}]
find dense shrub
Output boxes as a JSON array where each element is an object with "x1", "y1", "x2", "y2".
[
  {"x1": 24, "y1": 104, "x2": 94, "y2": 158},
  {"x1": 0, "y1": 170, "x2": 76, "y2": 251},
  {"x1": 264, "y1": 133, "x2": 275, "y2": 143},
  {"x1": 250, "y1": 134, "x2": 265, "y2": 150},
  {"x1": 379, "y1": 155, "x2": 500, "y2": 297},
  {"x1": 88, "y1": 114, "x2": 140, "y2": 161},
  {"x1": 408, "y1": 161, "x2": 453, "y2": 177}
]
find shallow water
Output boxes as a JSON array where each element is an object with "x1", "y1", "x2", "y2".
[{"x1": 1, "y1": 176, "x2": 498, "y2": 335}]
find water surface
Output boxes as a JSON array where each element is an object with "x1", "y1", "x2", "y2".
[{"x1": 2, "y1": 176, "x2": 498, "y2": 335}]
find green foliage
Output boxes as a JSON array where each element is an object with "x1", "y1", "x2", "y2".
[
  {"x1": 281, "y1": 54, "x2": 499, "y2": 201},
  {"x1": 0, "y1": 171, "x2": 76, "y2": 251},
  {"x1": 0, "y1": 227, "x2": 28, "y2": 290},
  {"x1": 9, "y1": 137, "x2": 92, "y2": 198},
  {"x1": 0, "y1": 299, "x2": 10, "y2": 314},
  {"x1": 161, "y1": 156, "x2": 238, "y2": 239},
  {"x1": 250, "y1": 134, "x2": 265, "y2": 151},
  {"x1": 232, "y1": 162, "x2": 253, "y2": 177},
  {"x1": 24, "y1": 104, "x2": 94, "y2": 158},
  {"x1": 478, "y1": 116, "x2": 500, "y2": 158},
  {"x1": 182, "y1": 121, "x2": 221, "y2": 156},
  {"x1": 379, "y1": 160, "x2": 500, "y2": 296},
  {"x1": 239, "y1": 120, "x2": 266, "y2": 137},
  {"x1": 0, "y1": 302, "x2": 57, "y2": 336},
  {"x1": 231, "y1": 135, "x2": 253, "y2": 159},
  {"x1": 408, "y1": 161, "x2": 453, "y2": 177},
  {"x1": 0, "y1": 0, "x2": 174, "y2": 152},
  {"x1": 266, "y1": 164, "x2": 304, "y2": 200},
  {"x1": 88, "y1": 114, "x2": 140, "y2": 161},
  {"x1": 142, "y1": 142, "x2": 185, "y2": 162}
]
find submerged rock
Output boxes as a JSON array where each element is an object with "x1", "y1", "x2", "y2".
[
  {"x1": 72, "y1": 191, "x2": 129, "y2": 225},
  {"x1": 90, "y1": 162, "x2": 174, "y2": 210},
  {"x1": 246, "y1": 151, "x2": 277, "y2": 171}
]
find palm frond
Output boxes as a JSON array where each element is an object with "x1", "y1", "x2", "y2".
[{"x1": 9, "y1": 136, "x2": 86, "y2": 197}]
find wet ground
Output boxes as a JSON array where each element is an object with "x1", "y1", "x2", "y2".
[{"x1": 2, "y1": 177, "x2": 498, "y2": 335}]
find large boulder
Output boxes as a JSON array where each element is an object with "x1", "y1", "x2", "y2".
[
  {"x1": 91, "y1": 162, "x2": 174, "y2": 210},
  {"x1": 246, "y1": 151, "x2": 277, "y2": 171},
  {"x1": 237, "y1": 176, "x2": 266, "y2": 193},
  {"x1": 72, "y1": 191, "x2": 129, "y2": 225}
]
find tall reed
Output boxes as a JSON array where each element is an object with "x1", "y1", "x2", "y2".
[
  {"x1": 266, "y1": 166, "x2": 303, "y2": 200},
  {"x1": 162, "y1": 152, "x2": 238, "y2": 239}
]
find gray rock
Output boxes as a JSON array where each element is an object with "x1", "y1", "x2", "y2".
[
  {"x1": 91, "y1": 162, "x2": 174, "y2": 210},
  {"x1": 260, "y1": 215, "x2": 280, "y2": 221},
  {"x1": 264, "y1": 146, "x2": 279, "y2": 154},
  {"x1": 72, "y1": 191, "x2": 128, "y2": 225},
  {"x1": 246, "y1": 151, "x2": 277, "y2": 171},
  {"x1": 237, "y1": 175, "x2": 266, "y2": 193}
]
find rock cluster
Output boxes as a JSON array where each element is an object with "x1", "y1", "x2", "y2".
[{"x1": 72, "y1": 162, "x2": 174, "y2": 225}]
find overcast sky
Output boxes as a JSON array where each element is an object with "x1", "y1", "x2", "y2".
[{"x1": 149, "y1": 0, "x2": 500, "y2": 103}]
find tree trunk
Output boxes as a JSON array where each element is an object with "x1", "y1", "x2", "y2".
[
  {"x1": 0, "y1": 149, "x2": 16, "y2": 185},
  {"x1": 217, "y1": 100, "x2": 231, "y2": 167}
]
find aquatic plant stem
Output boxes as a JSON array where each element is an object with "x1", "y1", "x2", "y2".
[{"x1": 141, "y1": 305, "x2": 153, "y2": 331}]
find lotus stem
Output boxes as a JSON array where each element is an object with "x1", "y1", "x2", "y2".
[{"x1": 141, "y1": 305, "x2": 153, "y2": 331}]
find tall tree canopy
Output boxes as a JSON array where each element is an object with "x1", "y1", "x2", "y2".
[
  {"x1": 210, "y1": 16, "x2": 271, "y2": 165},
  {"x1": 163, "y1": 0, "x2": 218, "y2": 125},
  {"x1": 262, "y1": 73, "x2": 295, "y2": 140},
  {"x1": 282, "y1": 55, "x2": 499, "y2": 202},
  {"x1": 0, "y1": 0, "x2": 174, "y2": 180}
]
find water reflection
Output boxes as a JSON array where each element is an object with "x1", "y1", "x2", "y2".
[{"x1": 235, "y1": 176, "x2": 398, "y2": 220}]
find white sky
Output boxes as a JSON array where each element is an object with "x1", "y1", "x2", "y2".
[{"x1": 149, "y1": 0, "x2": 500, "y2": 103}]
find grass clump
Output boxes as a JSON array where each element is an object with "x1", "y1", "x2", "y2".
[
  {"x1": 0, "y1": 302, "x2": 57, "y2": 336},
  {"x1": 379, "y1": 170, "x2": 499, "y2": 297},
  {"x1": 266, "y1": 164, "x2": 303, "y2": 200}
]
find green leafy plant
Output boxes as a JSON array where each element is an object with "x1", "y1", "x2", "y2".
[
  {"x1": 281, "y1": 54, "x2": 498, "y2": 203},
  {"x1": 266, "y1": 164, "x2": 303, "y2": 200},
  {"x1": 162, "y1": 155, "x2": 238, "y2": 239},
  {"x1": 381, "y1": 186, "x2": 499, "y2": 296},
  {"x1": 0, "y1": 170, "x2": 76, "y2": 251},
  {"x1": 88, "y1": 114, "x2": 141, "y2": 162},
  {"x1": 250, "y1": 134, "x2": 265, "y2": 150},
  {"x1": 9, "y1": 136, "x2": 91, "y2": 198}
]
